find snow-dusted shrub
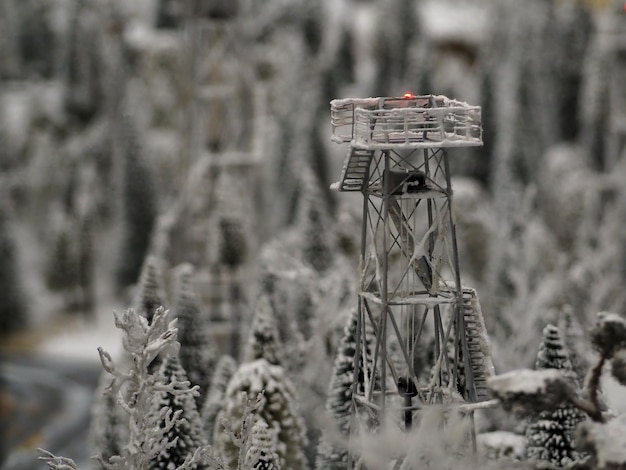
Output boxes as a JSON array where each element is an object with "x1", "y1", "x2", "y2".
[
  {"x1": 213, "y1": 359, "x2": 308, "y2": 470},
  {"x1": 148, "y1": 355, "x2": 207, "y2": 470},
  {"x1": 242, "y1": 295, "x2": 284, "y2": 367},
  {"x1": 488, "y1": 369, "x2": 577, "y2": 416},
  {"x1": 590, "y1": 312, "x2": 626, "y2": 358},
  {"x1": 315, "y1": 307, "x2": 377, "y2": 470},
  {"x1": 576, "y1": 414, "x2": 626, "y2": 470},
  {"x1": 525, "y1": 325, "x2": 586, "y2": 467},
  {"x1": 243, "y1": 419, "x2": 281, "y2": 470},
  {"x1": 40, "y1": 307, "x2": 223, "y2": 470}
]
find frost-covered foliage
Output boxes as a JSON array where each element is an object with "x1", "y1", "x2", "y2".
[
  {"x1": 577, "y1": 413, "x2": 626, "y2": 470},
  {"x1": 40, "y1": 307, "x2": 218, "y2": 469},
  {"x1": 214, "y1": 359, "x2": 308, "y2": 470},
  {"x1": 242, "y1": 295, "x2": 284, "y2": 367},
  {"x1": 172, "y1": 263, "x2": 218, "y2": 406},
  {"x1": 201, "y1": 354, "x2": 237, "y2": 442}
]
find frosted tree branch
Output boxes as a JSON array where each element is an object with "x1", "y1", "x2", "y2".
[{"x1": 37, "y1": 449, "x2": 80, "y2": 470}]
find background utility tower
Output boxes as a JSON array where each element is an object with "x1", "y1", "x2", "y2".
[{"x1": 330, "y1": 95, "x2": 495, "y2": 448}]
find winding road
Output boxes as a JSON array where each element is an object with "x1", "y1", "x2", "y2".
[{"x1": 1, "y1": 354, "x2": 101, "y2": 470}]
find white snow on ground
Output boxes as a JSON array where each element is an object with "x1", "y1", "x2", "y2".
[
  {"x1": 477, "y1": 431, "x2": 526, "y2": 460},
  {"x1": 488, "y1": 368, "x2": 564, "y2": 396},
  {"x1": 37, "y1": 306, "x2": 126, "y2": 363}
]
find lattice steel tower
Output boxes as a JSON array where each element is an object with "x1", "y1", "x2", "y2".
[{"x1": 330, "y1": 95, "x2": 495, "y2": 461}]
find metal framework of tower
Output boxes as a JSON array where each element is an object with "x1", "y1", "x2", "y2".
[
  {"x1": 330, "y1": 95, "x2": 495, "y2": 465},
  {"x1": 168, "y1": 9, "x2": 269, "y2": 330}
]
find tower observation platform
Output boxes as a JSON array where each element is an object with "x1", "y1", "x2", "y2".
[{"x1": 330, "y1": 94, "x2": 494, "y2": 467}]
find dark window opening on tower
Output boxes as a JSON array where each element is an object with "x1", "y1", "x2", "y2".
[{"x1": 385, "y1": 169, "x2": 428, "y2": 195}]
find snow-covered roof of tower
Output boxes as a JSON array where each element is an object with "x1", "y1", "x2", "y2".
[{"x1": 330, "y1": 94, "x2": 482, "y2": 150}]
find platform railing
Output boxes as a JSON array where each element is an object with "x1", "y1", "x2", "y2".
[{"x1": 330, "y1": 95, "x2": 482, "y2": 148}]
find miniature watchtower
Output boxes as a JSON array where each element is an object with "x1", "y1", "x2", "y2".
[{"x1": 330, "y1": 94, "x2": 495, "y2": 460}]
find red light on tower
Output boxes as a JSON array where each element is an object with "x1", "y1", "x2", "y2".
[{"x1": 403, "y1": 92, "x2": 414, "y2": 99}]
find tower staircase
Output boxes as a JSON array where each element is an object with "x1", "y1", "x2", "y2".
[
  {"x1": 333, "y1": 147, "x2": 374, "y2": 192},
  {"x1": 461, "y1": 287, "x2": 495, "y2": 401}
]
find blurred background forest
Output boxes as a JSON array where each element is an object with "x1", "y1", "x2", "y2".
[{"x1": 1, "y1": 0, "x2": 626, "y2": 466}]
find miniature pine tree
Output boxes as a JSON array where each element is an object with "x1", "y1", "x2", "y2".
[
  {"x1": 242, "y1": 295, "x2": 284, "y2": 366},
  {"x1": 294, "y1": 166, "x2": 333, "y2": 274},
  {"x1": 214, "y1": 359, "x2": 308, "y2": 470},
  {"x1": 64, "y1": 0, "x2": 103, "y2": 122},
  {"x1": 172, "y1": 264, "x2": 218, "y2": 407},
  {"x1": 116, "y1": 118, "x2": 158, "y2": 290},
  {"x1": 45, "y1": 220, "x2": 79, "y2": 294},
  {"x1": 134, "y1": 256, "x2": 167, "y2": 325},
  {"x1": 210, "y1": 168, "x2": 252, "y2": 270},
  {"x1": 0, "y1": 204, "x2": 28, "y2": 335},
  {"x1": 219, "y1": 217, "x2": 248, "y2": 269},
  {"x1": 228, "y1": 281, "x2": 246, "y2": 360},
  {"x1": 315, "y1": 308, "x2": 377, "y2": 470},
  {"x1": 201, "y1": 354, "x2": 237, "y2": 442},
  {"x1": 148, "y1": 354, "x2": 208, "y2": 470},
  {"x1": 525, "y1": 324, "x2": 585, "y2": 467},
  {"x1": 243, "y1": 419, "x2": 282, "y2": 470}
]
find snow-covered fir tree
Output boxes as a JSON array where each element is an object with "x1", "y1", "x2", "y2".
[
  {"x1": 148, "y1": 354, "x2": 208, "y2": 470},
  {"x1": 315, "y1": 308, "x2": 377, "y2": 470},
  {"x1": 172, "y1": 263, "x2": 218, "y2": 407},
  {"x1": 242, "y1": 295, "x2": 284, "y2": 366},
  {"x1": 293, "y1": 163, "x2": 333, "y2": 274},
  {"x1": 201, "y1": 354, "x2": 237, "y2": 443},
  {"x1": 64, "y1": 0, "x2": 104, "y2": 123},
  {"x1": 134, "y1": 256, "x2": 168, "y2": 325},
  {"x1": 45, "y1": 214, "x2": 79, "y2": 296},
  {"x1": 116, "y1": 117, "x2": 158, "y2": 290},
  {"x1": 218, "y1": 216, "x2": 249, "y2": 269},
  {"x1": 214, "y1": 359, "x2": 308, "y2": 470},
  {"x1": 525, "y1": 324, "x2": 586, "y2": 467},
  {"x1": 0, "y1": 203, "x2": 27, "y2": 334},
  {"x1": 243, "y1": 419, "x2": 282, "y2": 470}
]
